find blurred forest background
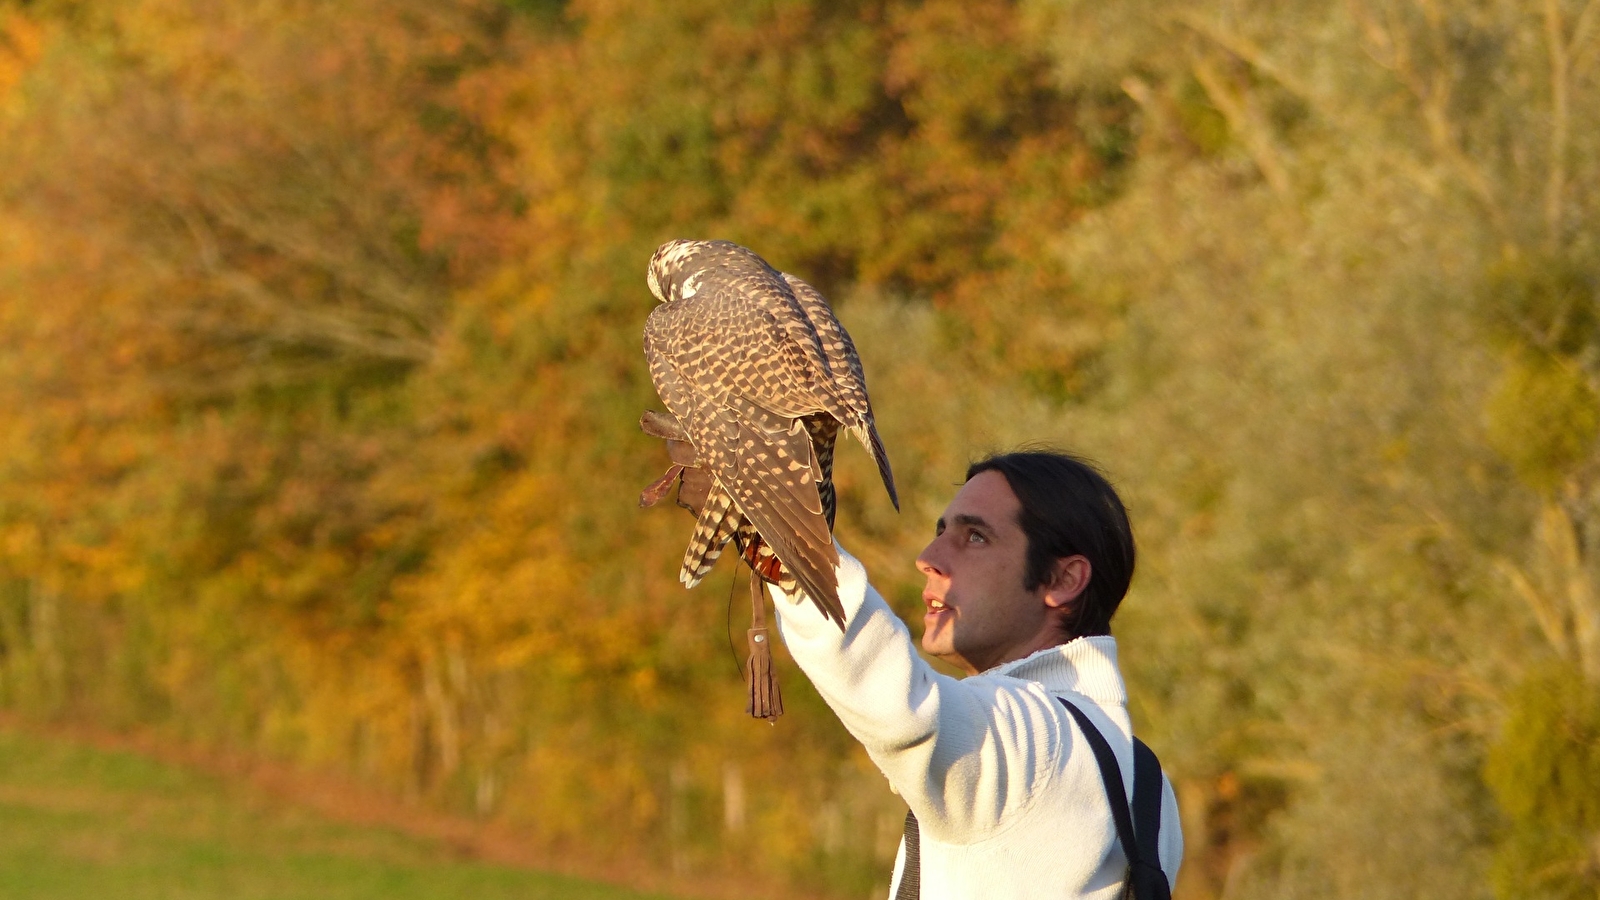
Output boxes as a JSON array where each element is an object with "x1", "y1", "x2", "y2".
[{"x1": 1, "y1": 0, "x2": 1598, "y2": 897}]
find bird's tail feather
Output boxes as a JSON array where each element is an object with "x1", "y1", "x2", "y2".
[
  {"x1": 680, "y1": 491, "x2": 738, "y2": 587},
  {"x1": 854, "y1": 421, "x2": 899, "y2": 511}
]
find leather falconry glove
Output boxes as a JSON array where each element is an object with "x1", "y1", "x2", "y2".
[{"x1": 638, "y1": 410, "x2": 714, "y2": 514}]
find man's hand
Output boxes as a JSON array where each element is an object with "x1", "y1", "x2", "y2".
[{"x1": 638, "y1": 410, "x2": 713, "y2": 514}]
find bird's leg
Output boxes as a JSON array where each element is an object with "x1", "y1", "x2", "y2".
[
  {"x1": 746, "y1": 565, "x2": 783, "y2": 722},
  {"x1": 737, "y1": 531, "x2": 787, "y2": 584}
]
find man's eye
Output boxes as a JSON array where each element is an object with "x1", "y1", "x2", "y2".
[{"x1": 967, "y1": 531, "x2": 986, "y2": 544}]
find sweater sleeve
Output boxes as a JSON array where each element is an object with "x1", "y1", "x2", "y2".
[{"x1": 770, "y1": 544, "x2": 1067, "y2": 845}]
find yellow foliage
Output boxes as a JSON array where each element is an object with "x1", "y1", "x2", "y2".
[{"x1": 0, "y1": 10, "x2": 44, "y2": 102}]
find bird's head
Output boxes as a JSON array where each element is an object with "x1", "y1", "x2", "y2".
[{"x1": 647, "y1": 239, "x2": 710, "y2": 304}]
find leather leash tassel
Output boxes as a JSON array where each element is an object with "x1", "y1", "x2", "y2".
[{"x1": 746, "y1": 569, "x2": 783, "y2": 721}]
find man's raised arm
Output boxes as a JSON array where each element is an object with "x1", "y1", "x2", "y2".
[{"x1": 770, "y1": 546, "x2": 1074, "y2": 844}]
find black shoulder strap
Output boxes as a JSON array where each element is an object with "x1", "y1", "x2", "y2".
[
  {"x1": 1059, "y1": 697, "x2": 1172, "y2": 900},
  {"x1": 1129, "y1": 737, "x2": 1171, "y2": 900},
  {"x1": 894, "y1": 808, "x2": 921, "y2": 900}
]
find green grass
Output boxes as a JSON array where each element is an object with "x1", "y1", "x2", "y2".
[{"x1": 0, "y1": 726, "x2": 673, "y2": 900}]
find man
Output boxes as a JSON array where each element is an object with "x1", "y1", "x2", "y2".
[{"x1": 768, "y1": 451, "x2": 1183, "y2": 899}]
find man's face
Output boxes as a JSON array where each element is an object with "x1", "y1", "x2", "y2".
[{"x1": 916, "y1": 470, "x2": 1074, "y2": 675}]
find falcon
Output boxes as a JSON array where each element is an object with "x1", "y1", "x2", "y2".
[{"x1": 641, "y1": 239, "x2": 897, "y2": 628}]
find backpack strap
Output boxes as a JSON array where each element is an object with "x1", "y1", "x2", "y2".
[
  {"x1": 1129, "y1": 737, "x2": 1172, "y2": 900},
  {"x1": 894, "y1": 808, "x2": 921, "y2": 900},
  {"x1": 1059, "y1": 697, "x2": 1172, "y2": 900}
]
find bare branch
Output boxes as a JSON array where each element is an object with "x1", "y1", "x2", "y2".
[
  {"x1": 194, "y1": 187, "x2": 439, "y2": 327},
  {"x1": 1545, "y1": 0, "x2": 1571, "y2": 244},
  {"x1": 1569, "y1": 0, "x2": 1600, "y2": 76},
  {"x1": 1542, "y1": 503, "x2": 1600, "y2": 684},
  {"x1": 1495, "y1": 556, "x2": 1572, "y2": 663},
  {"x1": 209, "y1": 267, "x2": 437, "y2": 364},
  {"x1": 1120, "y1": 75, "x2": 1199, "y2": 155},
  {"x1": 127, "y1": 143, "x2": 443, "y2": 368},
  {"x1": 1191, "y1": 55, "x2": 1293, "y2": 197},
  {"x1": 1347, "y1": 0, "x2": 1506, "y2": 230},
  {"x1": 1173, "y1": 11, "x2": 1316, "y2": 103}
]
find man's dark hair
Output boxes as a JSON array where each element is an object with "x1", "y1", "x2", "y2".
[{"x1": 965, "y1": 450, "x2": 1135, "y2": 638}]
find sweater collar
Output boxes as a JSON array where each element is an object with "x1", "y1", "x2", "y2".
[{"x1": 984, "y1": 636, "x2": 1127, "y2": 708}]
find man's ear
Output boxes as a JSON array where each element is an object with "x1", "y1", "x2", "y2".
[{"x1": 1041, "y1": 555, "x2": 1092, "y2": 611}]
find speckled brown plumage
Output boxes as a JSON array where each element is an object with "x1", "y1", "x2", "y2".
[{"x1": 643, "y1": 239, "x2": 897, "y2": 628}]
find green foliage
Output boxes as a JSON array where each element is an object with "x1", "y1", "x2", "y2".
[
  {"x1": 1484, "y1": 664, "x2": 1600, "y2": 900},
  {"x1": 1480, "y1": 256, "x2": 1600, "y2": 360},
  {"x1": 1485, "y1": 353, "x2": 1600, "y2": 496}
]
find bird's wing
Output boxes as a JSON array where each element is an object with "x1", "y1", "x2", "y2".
[
  {"x1": 715, "y1": 261, "x2": 856, "y2": 422},
  {"x1": 711, "y1": 397, "x2": 841, "y2": 624},
  {"x1": 645, "y1": 282, "x2": 843, "y2": 622},
  {"x1": 803, "y1": 414, "x2": 841, "y2": 530},
  {"x1": 779, "y1": 273, "x2": 869, "y2": 415},
  {"x1": 781, "y1": 273, "x2": 898, "y2": 510},
  {"x1": 644, "y1": 312, "x2": 700, "y2": 425}
]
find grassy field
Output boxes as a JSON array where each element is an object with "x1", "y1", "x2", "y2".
[{"x1": 0, "y1": 725, "x2": 674, "y2": 900}]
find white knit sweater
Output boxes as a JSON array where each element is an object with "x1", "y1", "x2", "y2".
[{"x1": 771, "y1": 545, "x2": 1183, "y2": 899}]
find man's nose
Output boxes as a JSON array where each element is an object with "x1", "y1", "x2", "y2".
[{"x1": 916, "y1": 539, "x2": 946, "y2": 577}]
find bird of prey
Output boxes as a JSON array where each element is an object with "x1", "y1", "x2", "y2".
[{"x1": 641, "y1": 239, "x2": 897, "y2": 628}]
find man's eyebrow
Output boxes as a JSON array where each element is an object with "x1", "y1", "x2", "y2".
[{"x1": 936, "y1": 514, "x2": 995, "y2": 534}]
